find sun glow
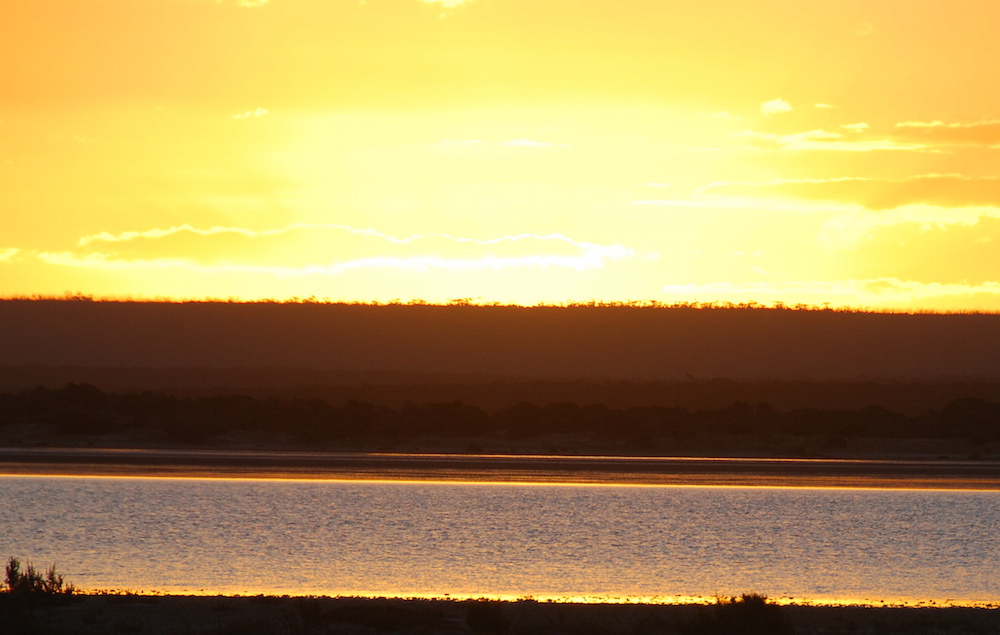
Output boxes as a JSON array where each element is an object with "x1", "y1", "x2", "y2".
[{"x1": 3, "y1": 0, "x2": 1000, "y2": 310}]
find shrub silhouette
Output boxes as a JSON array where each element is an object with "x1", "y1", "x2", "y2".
[
  {"x1": 1, "y1": 558, "x2": 76, "y2": 633},
  {"x1": 3, "y1": 557, "x2": 75, "y2": 596},
  {"x1": 682, "y1": 593, "x2": 794, "y2": 635}
]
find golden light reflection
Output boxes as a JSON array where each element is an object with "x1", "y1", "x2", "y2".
[{"x1": 4, "y1": 464, "x2": 998, "y2": 492}]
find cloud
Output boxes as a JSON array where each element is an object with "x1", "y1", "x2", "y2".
[
  {"x1": 855, "y1": 22, "x2": 877, "y2": 37},
  {"x1": 502, "y1": 139, "x2": 554, "y2": 148},
  {"x1": 233, "y1": 108, "x2": 268, "y2": 119},
  {"x1": 698, "y1": 174, "x2": 1000, "y2": 210},
  {"x1": 760, "y1": 98, "x2": 792, "y2": 115},
  {"x1": 632, "y1": 197, "x2": 848, "y2": 213},
  {"x1": 815, "y1": 103, "x2": 835, "y2": 109},
  {"x1": 0, "y1": 248, "x2": 19, "y2": 263},
  {"x1": 69, "y1": 224, "x2": 635, "y2": 273},
  {"x1": 434, "y1": 138, "x2": 568, "y2": 149},
  {"x1": 892, "y1": 120, "x2": 1000, "y2": 147},
  {"x1": 435, "y1": 138, "x2": 482, "y2": 148},
  {"x1": 842, "y1": 215, "x2": 1000, "y2": 285},
  {"x1": 701, "y1": 111, "x2": 742, "y2": 120},
  {"x1": 215, "y1": 0, "x2": 268, "y2": 6},
  {"x1": 734, "y1": 119, "x2": 1000, "y2": 152},
  {"x1": 733, "y1": 128, "x2": 924, "y2": 152}
]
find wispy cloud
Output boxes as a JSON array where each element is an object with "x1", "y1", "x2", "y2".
[
  {"x1": 40, "y1": 251, "x2": 633, "y2": 276},
  {"x1": 435, "y1": 138, "x2": 482, "y2": 148},
  {"x1": 892, "y1": 120, "x2": 1000, "y2": 147},
  {"x1": 632, "y1": 197, "x2": 850, "y2": 213},
  {"x1": 701, "y1": 111, "x2": 742, "y2": 120},
  {"x1": 0, "y1": 248, "x2": 20, "y2": 263},
  {"x1": 216, "y1": 0, "x2": 268, "y2": 7},
  {"x1": 855, "y1": 22, "x2": 877, "y2": 37},
  {"x1": 233, "y1": 108, "x2": 268, "y2": 119},
  {"x1": 502, "y1": 138, "x2": 554, "y2": 148},
  {"x1": 698, "y1": 174, "x2": 1000, "y2": 210},
  {"x1": 838, "y1": 215, "x2": 1000, "y2": 285},
  {"x1": 733, "y1": 129, "x2": 926, "y2": 152},
  {"x1": 71, "y1": 224, "x2": 635, "y2": 273},
  {"x1": 434, "y1": 138, "x2": 567, "y2": 149},
  {"x1": 760, "y1": 98, "x2": 792, "y2": 115}
]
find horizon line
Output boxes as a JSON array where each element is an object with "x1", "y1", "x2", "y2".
[{"x1": 1, "y1": 293, "x2": 999, "y2": 316}]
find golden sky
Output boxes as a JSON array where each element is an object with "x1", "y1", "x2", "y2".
[{"x1": 4, "y1": 0, "x2": 1000, "y2": 309}]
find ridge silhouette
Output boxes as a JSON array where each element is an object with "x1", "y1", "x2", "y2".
[{"x1": 2, "y1": 299, "x2": 1000, "y2": 380}]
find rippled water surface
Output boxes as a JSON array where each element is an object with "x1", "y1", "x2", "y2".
[{"x1": 3, "y1": 475, "x2": 999, "y2": 604}]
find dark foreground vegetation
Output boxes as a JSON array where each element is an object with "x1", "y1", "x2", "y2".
[
  {"x1": 1, "y1": 564, "x2": 995, "y2": 635},
  {"x1": 3, "y1": 383, "x2": 1000, "y2": 459},
  {"x1": 4, "y1": 590, "x2": 999, "y2": 635}
]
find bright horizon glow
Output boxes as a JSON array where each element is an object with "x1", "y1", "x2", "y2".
[
  {"x1": 4, "y1": 1, "x2": 1000, "y2": 311},
  {"x1": 53, "y1": 587, "x2": 992, "y2": 608}
]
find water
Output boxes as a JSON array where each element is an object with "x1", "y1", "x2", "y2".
[{"x1": 2, "y1": 475, "x2": 999, "y2": 605}]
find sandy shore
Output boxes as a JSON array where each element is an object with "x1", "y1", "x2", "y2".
[
  {"x1": 2, "y1": 447, "x2": 1000, "y2": 489},
  {"x1": 3, "y1": 594, "x2": 998, "y2": 635}
]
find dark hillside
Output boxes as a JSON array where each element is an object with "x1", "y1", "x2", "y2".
[{"x1": 2, "y1": 300, "x2": 1000, "y2": 380}]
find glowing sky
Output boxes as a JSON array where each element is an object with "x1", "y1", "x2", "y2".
[{"x1": 4, "y1": 0, "x2": 1000, "y2": 309}]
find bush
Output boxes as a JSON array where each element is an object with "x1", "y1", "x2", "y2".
[
  {"x1": 3, "y1": 557, "x2": 75, "y2": 596},
  {"x1": 682, "y1": 593, "x2": 794, "y2": 635}
]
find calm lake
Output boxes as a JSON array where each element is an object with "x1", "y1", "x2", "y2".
[{"x1": 3, "y1": 474, "x2": 999, "y2": 605}]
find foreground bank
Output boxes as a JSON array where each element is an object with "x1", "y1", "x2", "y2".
[{"x1": 3, "y1": 594, "x2": 999, "y2": 635}]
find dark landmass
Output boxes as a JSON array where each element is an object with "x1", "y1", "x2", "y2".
[
  {"x1": 5, "y1": 300, "x2": 1000, "y2": 480},
  {"x1": 3, "y1": 383, "x2": 1000, "y2": 463},
  {"x1": 3, "y1": 299, "x2": 1000, "y2": 380},
  {"x1": 3, "y1": 593, "x2": 999, "y2": 635},
  {"x1": 7, "y1": 366, "x2": 1000, "y2": 416}
]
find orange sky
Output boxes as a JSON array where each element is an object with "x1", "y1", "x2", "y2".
[{"x1": 3, "y1": 0, "x2": 1000, "y2": 310}]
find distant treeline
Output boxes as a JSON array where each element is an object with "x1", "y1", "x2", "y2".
[
  {"x1": 9, "y1": 294, "x2": 991, "y2": 313},
  {"x1": 7, "y1": 367, "x2": 1000, "y2": 416},
  {"x1": 2, "y1": 383, "x2": 1000, "y2": 450}
]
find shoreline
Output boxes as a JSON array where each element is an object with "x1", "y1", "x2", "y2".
[
  {"x1": 51, "y1": 589, "x2": 1000, "y2": 610},
  {"x1": 3, "y1": 447, "x2": 1000, "y2": 489},
  {"x1": 6, "y1": 593, "x2": 1000, "y2": 635}
]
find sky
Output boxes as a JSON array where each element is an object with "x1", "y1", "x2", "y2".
[{"x1": 3, "y1": 0, "x2": 1000, "y2": 310}]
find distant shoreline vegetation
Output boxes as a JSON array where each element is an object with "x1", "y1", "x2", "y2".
[
  {"x1": 2, "y1": 383, "x2": 999, "y2": 459},
  {"x1": 2, "y1": 294, "x2": 998, "y2": 315}
]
